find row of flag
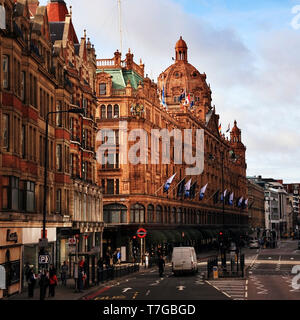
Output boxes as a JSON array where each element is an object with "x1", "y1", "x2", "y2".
[
  {"x1": 218, "y1": 123, "x2": 231, "y2": 135},
  {"x1": 162, "y1": 173, "x2": 249, "y2": 208}
]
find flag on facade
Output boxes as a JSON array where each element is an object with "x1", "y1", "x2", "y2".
[
  {"x1": 242, "y1": 198, "x2": 248, "y2": 209},
  {"x1": 218, "y1": 124, "x2": 222, "y2": 134},
  {"x1": 238, "y1": 197, "x2": 244, "y2": 207},
  {"x1": 213, "y1": 190, "x2": 220, "y2": 204},
  {"x1": 163, "y1": 173, "x2": 176, "y2": 193},
  {"x1": 190, "y1": 95, "x2": 195, "y2": 109},
  {"x1": 226, "y1": 123, "x2": 230, "y2": 133},
  {"x1": 229, "y1": 192, "x2": 234, "y2": 205},
  {"x1": 184, "y1": 93, "x2": 191, "y2": 106},
  {"x1": 199, "y1": 183, "x2": 208, "y2": 200},
  {"x1": 220, "y1": 189, "x2": 227, "y2": 202},
  {"x1": 179, "y1": 90, "x2": 185, "y2": 102},
  {"x1": 184, "y1": 179, "x2": 192, "y2": 198},
  {"x1": 177, "y1": 178, "x2": 185, "y2": 197},
  {"x1": 190, "y1": 182, "x2": 197, "y2": 199},
  {"x1": 162, "y1": 84, "x2": 166, "y2": 108}
]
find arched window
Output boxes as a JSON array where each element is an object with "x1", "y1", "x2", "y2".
[
  {"x1": 101, "y1": 105, "x2": 106, "y2": 119},
  {"x1": 114, "y1": 104, "x2": 119, "y2": 118},
  {"x1": 177, "y1": 207, "x2": 182, "y2": 224},
  {"x1": 172, "y1": 207, "x2": 176, "y2": 224},
  {"x1": 107, "y1": 105, "x2": 112, "y2": 119},
  {"x1": 156, "y1": 205, "x2": 163, "y2": 223},
  {"x1": 147, "y1": 204, "x2": 154, "y2": 223},
  {"x1": 104, "y1": 203, "x2": 127, "y2": 224},
  {"x1": 130, "y1": 203, "x2": 145, "y2": 223}
]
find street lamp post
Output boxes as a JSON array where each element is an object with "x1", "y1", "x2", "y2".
[{"x1": 40, "y1": 108, "x2": 85, "y2": 263}]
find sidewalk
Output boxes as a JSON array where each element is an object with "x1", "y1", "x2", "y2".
[{"x1": 5, "y1": 263, "x2": 142, "y2": 301}]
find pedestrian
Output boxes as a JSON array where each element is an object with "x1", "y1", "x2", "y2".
[
  {"x1": 39, "y1": 269, "x2": 48, "y2": 300},
  {"x1": 77, "y1": 260, "x2": 85, "y2": 292},
  {"x1": 49, "y1": 272, "x2": 58, "y2": 297},
  {"x1": 158, "y1": 255, "x2": 165, "y2": 277},
  {"x1": 97, "y1": 257, "x2": 104, "y2": 284},
  {"x1": 60, "y1": 261, "x2": 68, "y2": 286},
  {"x1": 27, "y1": 267, "x2": 36, "y2": 298},
  {"x1": 117, "y1": 250, "x2": 121, "y2": 264},
  {"x1": 49, "y1": 264, "x2": 56, "y2": 277},
  {"x1": 24, "y1": 262, "x2": 30, "y2": 283}
]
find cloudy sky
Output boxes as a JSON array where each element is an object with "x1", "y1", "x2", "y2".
[{"x1": 41, "y1": 0, "x2": 300, "y2": 183}]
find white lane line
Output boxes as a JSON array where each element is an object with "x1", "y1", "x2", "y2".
[{"x1": 146, "y1": 290, "x2": 150, "y2": 296}]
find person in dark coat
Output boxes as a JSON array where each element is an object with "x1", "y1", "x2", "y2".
[
  {"x1": 39, "y1": 269, "x2": 48, "y2": 300},
  {"x1": 97, "y1": 257, "x2": 104, "y2": 284},
  {"x1": 27, "y1": 268, "x2": 36, "y2": 298},
  {"x1": 60, "y1": 261, "x2": 68, "y2": 286},
  {"x1": 158, "y1": 255, "x2": 165, "y2": 277}
]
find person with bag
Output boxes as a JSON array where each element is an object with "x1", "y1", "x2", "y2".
[
  {"x1": 27, "y1": 268, "x2": 36, "y2": 298},
  {"x1": 49, "y1": 272, "x2": 58, "y2": 297}
]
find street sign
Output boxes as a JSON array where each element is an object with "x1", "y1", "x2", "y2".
[
  {"x1": 137, "y1": 228, "x2": 147, "y2": 238},
  {"x1": 39, "y1": 238, "x2": 48, "y2": 249},
  {"x1": 38, "y1": 254, "x2": 51, "y2": 264},
  {"x1": 68, "y1": 237, "x2": 76, "y2": 245}
]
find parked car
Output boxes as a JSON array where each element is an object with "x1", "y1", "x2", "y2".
[
  {"x1": 171, "y1": 247, "x2": 198, "y2": 276},
  {"x1": 249, "y1": 239, "x2": 260, "y2": 249}
]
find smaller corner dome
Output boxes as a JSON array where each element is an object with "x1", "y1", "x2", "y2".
[
  {"x1": 231, "y1": 120, "x2": 241, "y2": 134},
  {"x1": 175, "y1": 36, "x2": 187, "y2": 49}
]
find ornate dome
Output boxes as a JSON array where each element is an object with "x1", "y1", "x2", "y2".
[{"x1": 157, "y1": 37, "x2": 212, "y2": 117}]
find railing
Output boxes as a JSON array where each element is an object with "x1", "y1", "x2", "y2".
[
  {"x1": 96, "y1": 263, "x2": 140, "y2": 284},
  {"x1": 97, "y1": 58, "x2": 115, "y2": 67}
]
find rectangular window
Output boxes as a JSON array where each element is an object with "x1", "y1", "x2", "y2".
[
  {"x1": 21, "y1": 71, "x2": 25, "y2": 102},
  {"x1": 3, "y1": 114, "x2": 9, "y2": 151},
  {"x1": 56, "y1": 144, "x2": 62, "y2": 171},
  {"x1": 56, "y1": 189, "x2": 61, "y2": 213},
  {"x1": 101, "y1": 179, "x2": 105, "y2": 194},
  {"x1": 107, "y1": 179, "x2": 114, "y2": 194},
  {"x1": 2, "y1": 176, "x2": 20, "y2": 211},
  {"x1": 21, "y1": 125, "x2": 26, "y2": 158},
  {"x1": 99, "y1": 83, "x2": 106, "y2": 95},
  {"x1": 26, "y1": 181, "x2": 35, "y2": 212},
  {"x1": 116, "y1": 179, "x2": 119, "y2": 195},
  {"x1": 3, "y1": 55, "x2": 9, "y2": 89},
  {"x1": 56, "y1": 101, "x2": 62, "y2": 127}
]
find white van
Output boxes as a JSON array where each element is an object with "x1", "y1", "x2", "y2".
[{"x1": 171, "y1": 246, "x2": 198, "y2": 275}]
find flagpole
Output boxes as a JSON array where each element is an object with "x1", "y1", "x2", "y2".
[
  {"x1": 154, "y1": 183, "x2": 165, "y2": 195},
  {"x1": 168, "y1": 176, "x2": 186, "y2": 195}
]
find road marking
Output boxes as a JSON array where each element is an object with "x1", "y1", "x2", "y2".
[
  {"x1": 177, "y1": 286, "x2": 186, "y2": 291},
  {"x1": 122, "y1": 288, "x2": 132, "y2": 293},
  {"x1": 146, "y1": 290, "x2": 150, "y2": 296},
  {"x1": 132, "y1": 292, "x2": 139, "y2": 300}
]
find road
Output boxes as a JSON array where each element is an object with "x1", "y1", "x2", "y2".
[
  {"x1": 82, "y1": 263, "x2": 229, "y2": 300},
  {"x1": 83, "y1": 240, "x2": 300, "y2": 301}
]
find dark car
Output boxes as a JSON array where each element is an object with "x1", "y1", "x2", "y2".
[{"x1": 298, "y1": 241, "x2": 300, "y2": 250}]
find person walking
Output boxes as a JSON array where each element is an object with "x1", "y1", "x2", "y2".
[
  {"x1": 60, "y1": 261, "x2": 68, "y2": 286},
  {"x1": 158, "y1": 255, "x2": 165, "y2": 277},
  {"x1": 39, "y1": 269, "x2": 48, "y2": 300},
  {"x1": 97, "y1": 257, "x2": 104, "y2": 284},
  {"x1": 49, "y1": 272, "x2": 58, "y2": 297},
  {"x1": 27, "y1": 268, "x2": 36, "y2": 298}
]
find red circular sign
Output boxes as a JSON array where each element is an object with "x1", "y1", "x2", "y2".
[{"x1": 137, "y1": 228, "x2": 147, "y2": 238}]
